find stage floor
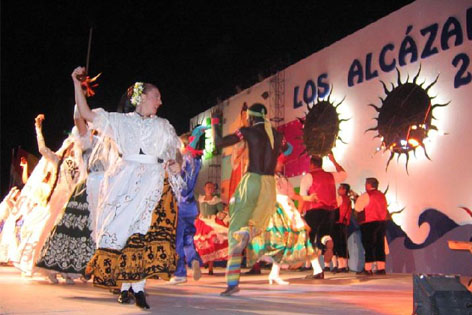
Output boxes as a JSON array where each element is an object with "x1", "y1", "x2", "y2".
[{"x1": 0, "y1": 265, "x2": 412, "y2": 314}]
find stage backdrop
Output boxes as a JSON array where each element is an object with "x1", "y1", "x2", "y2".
[{"x1": 191, "y1": 0, "x2": 472, "y2": 275}]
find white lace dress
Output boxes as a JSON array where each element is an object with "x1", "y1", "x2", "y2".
[
  {"x1": 14, "y1": 129, "x2": 83, "y2": 276},
  {"x1": 92, "y1": 109, "x2": 180, "y2": 250}
]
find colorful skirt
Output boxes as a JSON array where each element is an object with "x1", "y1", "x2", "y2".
[
  {"x1": 194, "y1": 216, "x2": 228, "y2": 264},
  {"x1": 247, "y1": 196, "x2": 315, "y2": 268},
  {"x1": 85, "y1": 176, "x2": 178, "y2": 288}
]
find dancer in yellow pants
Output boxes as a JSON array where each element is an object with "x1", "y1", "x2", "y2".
[{"x1": 211, "y1": 103, "x2": 283, "y2": 296}]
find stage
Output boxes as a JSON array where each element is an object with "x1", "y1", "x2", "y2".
[{"x1": 0, "y1": 265, "x2": 413, "y2": 314}]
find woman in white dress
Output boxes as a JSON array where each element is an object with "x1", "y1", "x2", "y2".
[
  {"x1": 36, "y1": 108, "x2": 118, "y2": 284},
  {"x1": 72, "y1": 66, "x2": 181, "y2": 310},
  {"x1": 14, "y1": 114, "x2": 85, "y2": 277}
]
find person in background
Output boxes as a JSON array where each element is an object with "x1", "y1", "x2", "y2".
[
  {"x1": 168, "y1": 126, "x2": 207, "y2": 285},
  {"x1": 194, "y1": 181, "x2": 229, "y2": 276},
  {"x1": 299, "y1": 153, "x2": 347, "y2": 279},
  {"x1": 331, "y1": 183, "x2": 352, "y2": 273},
  {"x1": 246, "y1": 150, "x2": 316, "y2": 285},
  {"x1": 354, "y1": 177, "x2": 388, "y2": 276}
]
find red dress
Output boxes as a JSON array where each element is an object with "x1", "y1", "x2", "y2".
[{"x1": 194, "y1": 196, "x2": 229, "y2": 263}]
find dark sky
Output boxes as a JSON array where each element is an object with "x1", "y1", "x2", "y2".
[{"x1": 1, "y1": 0, "x2": 414, "y2": 194}]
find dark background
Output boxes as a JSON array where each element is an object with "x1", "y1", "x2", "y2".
[{"x1": 1, "y1": 0, "x2": 414, "y2": 195}]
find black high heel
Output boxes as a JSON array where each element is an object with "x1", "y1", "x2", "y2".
[{"x1": 134, "y1": 291, "x2": 150, "y2": 309}]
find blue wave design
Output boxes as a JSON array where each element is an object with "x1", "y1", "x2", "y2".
[{"x1": 387, "y1": 208, "x2": 462, "y2": 249}]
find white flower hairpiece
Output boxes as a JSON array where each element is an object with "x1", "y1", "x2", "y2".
[{"x1": 130, "y1": 82, "x2": 144, "y2": 107}]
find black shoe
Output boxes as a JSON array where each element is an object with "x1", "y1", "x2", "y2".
[
  {"x1": 374, "y1": 269, "x2": 386, "y2": 275},
  {"x1": 134, "y1": 291, "x2": 150, "y2": 309},
  {"x1": 338, "y1": 267, "x2": 349, "y2": 273},
  {"x1": 244, "y1": 268, "x2": 261, "y2": 275},
  {"x1": 220, "y1": 285, "x2": 240, "y2": 296},
  {"x1": 331, "y1": 267, "x2": 338, "y2": 274},
  {"x1": 305, "y1": 272, "x2": 324, "y2": 280},
  {"x1": 208, "y1": 270, "x2": 214, "y2": 275},
  {"x1": 117, "y1": 290, "x2": 132, "y2": 304},
  {"x1": 356, "y1": 270, "x2": 373, "y2": 276},
  {"x1": 297, "y1": 266, "x2": 312, "y2": 272},
  {"x1": 323, "y1": 267, "x2": 330, "y2": 272}
]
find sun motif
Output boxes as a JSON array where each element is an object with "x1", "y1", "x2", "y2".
[
  {"x1": 300, "y1": 88, "x2": 347, "y2": 157},
  {"x1": 367, "y1": 66, "x2": 449, "y2": 172}
]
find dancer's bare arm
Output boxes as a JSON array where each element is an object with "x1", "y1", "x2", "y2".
[
  {"x1": 211, "y1": 110, "x2": 242, "y2": 149},
  {"x1": 72, "y1": 67, "x2": 96, "y2": 122},
  {"x1": 35, "y1": 114, "x2": 59, "y2": 163}
]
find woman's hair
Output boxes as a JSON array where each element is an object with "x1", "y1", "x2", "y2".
[
  {"x1": 46, "y1": 149, "x2": 68, "y2": 203},
  {"x1": 340, "y1": 183, "x2": 351, "y2": 192},
  {"x1": 117, "y1": 82, "x2": 158, "y2": 113},
  {"x1": 180, "y1": 132, "x2": 191, "y2": 147}
]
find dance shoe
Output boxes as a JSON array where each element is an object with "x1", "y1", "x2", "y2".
[
  {"x1": 47, "y1": 273, "x2": 58, "y2": 284},
  {"x1": 117, "y1": 290, "x2": 133, "y2": 304},
  {"x1": 220, "y1": 285, "x2": 240, "y2": 296},
  {"x1": 168, "y1": 276, "x2": 187, "y2": 285},
  {"x1": 305, "y1": 272, "x2": 324, "y2": 280},
  {"x1": 244, "y1": 267, "x2": 261, "y2": 275},
  {"x1": 374, "y1": 269, "x2": 386, "y2": 275},
  {"x1": 356, "y1": 270, "x2": 373, "y2": 276},
  {"x1": 134, "y1": 291, "x2": 150, "y2": 309},
  {"x1": 268, "y1": 275, "x2": 289, "y2": 285}
]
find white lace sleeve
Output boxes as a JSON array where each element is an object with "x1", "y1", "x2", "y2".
[
  {"x1": 160, "y1": 119, "x2": 181, "y2": 162},
  {"x1": 160, "y1": 119, "x2": 185, "y2": 199},
  {"x1": 90, "y1": 108, "x2": 121, "y2": 142},
  {"x1": 71, "y1": 126, "x2": 92, "y2": 151}
]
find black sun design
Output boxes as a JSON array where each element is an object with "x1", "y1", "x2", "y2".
[
  {"x1": 300, "y1": 88, "x2": 348, "y2": 157},
  {"x1": 367, "y1": 65, "x2": 449, "y2": 172}
]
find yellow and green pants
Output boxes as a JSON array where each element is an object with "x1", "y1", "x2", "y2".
[{"x1": 226, "y1": 172, "x2": 276, "y2": 287}]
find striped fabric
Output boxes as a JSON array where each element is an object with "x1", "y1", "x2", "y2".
[{"x1": 226, "y1": 254, "x2": 243, "y2": 286}]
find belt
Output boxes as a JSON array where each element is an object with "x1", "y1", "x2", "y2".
[{"x1": 123, "y1": 154, "x2": 164, "y2": 164}]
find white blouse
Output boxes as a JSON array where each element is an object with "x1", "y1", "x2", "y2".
[{"x1": 92, "y1": 108, "x2": 179, "y2": 162}]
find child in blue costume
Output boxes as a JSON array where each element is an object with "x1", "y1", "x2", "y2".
[{"x1": 169, "y1": 125, "x2": 208, "y2": 284}]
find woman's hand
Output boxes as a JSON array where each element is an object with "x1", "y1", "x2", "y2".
[
  {"x1": 166, "y1": 160, "x2": 181, "y2": 175},
  {"x1": 35, "y1": 114, "x2": 45, "y2": 129},
  {"x1": 71, "y1": 66, "x2": 86, "y2": 84}
]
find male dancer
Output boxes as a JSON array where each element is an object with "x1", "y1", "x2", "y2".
[
  {"x1": 299, "y1": 153, "x2": 346, "y2": 279},
  {"x1": 354, "y1": 177, "x2": 388, "y2": 275},
  {"x1": 211, "y1": 103, "x2": 283, "y2": 296}
]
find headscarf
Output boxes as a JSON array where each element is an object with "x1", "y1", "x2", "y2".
[{"x1": 247, "y1": 108, "x2": 274, "y2": 149}]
